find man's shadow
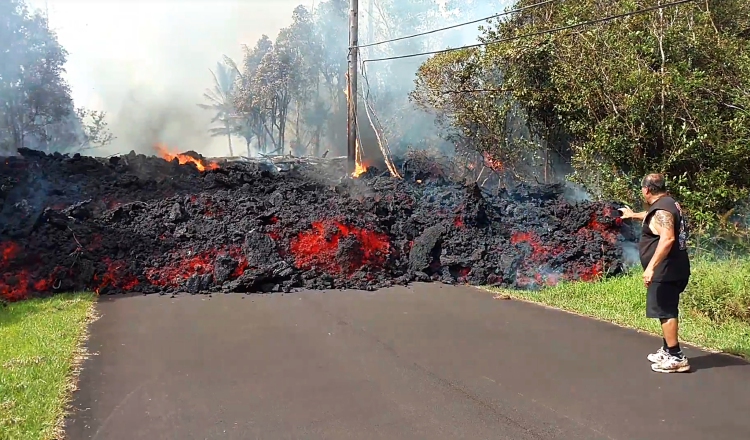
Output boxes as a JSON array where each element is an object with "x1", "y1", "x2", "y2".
[{"x1": 689, "y1": 352, "x2": 748, "y2": 371}]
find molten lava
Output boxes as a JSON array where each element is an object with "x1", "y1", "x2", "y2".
[
  {"x1": 154, "y1": 143, "x2": 219, "y2": 172},
  {"x1": 0, "y1": 147, "x2": 632, "y2": 301},
  {"x1": 290, "y1": 220, "x2": 390, "y2": 275},
  {"x1": 1, "y1": 241, "x2": 58, "y2": 301}
]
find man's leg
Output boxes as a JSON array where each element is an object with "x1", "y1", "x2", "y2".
[
  {"x1": 651, "y1": 281, "x2": 690, "y2": 373},
  {"x1": 660, "y1": 317, "x2": 680, "y2": 355},
  {"x1": 646, "y1": 283, "x2": 671, "y2": 363}
]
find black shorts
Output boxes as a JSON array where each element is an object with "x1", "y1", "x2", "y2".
[{"x1": 646, "y1": 279, "x2": 689, "y2": 319}]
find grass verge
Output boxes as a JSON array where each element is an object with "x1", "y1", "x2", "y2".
[
  {"x1": 489, "y1": 259, "x2": 750, "y2": 359},
  {"x1": 0, "y1": 293, "x2": 96, "y2": 440}
]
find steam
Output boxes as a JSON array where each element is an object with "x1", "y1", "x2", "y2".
[
  {"x1": 563, "y1": 182, "x2": 592, "y2": 202},
  {"x1": 621, "y1": 242, "x2": 641, "y2": 268}
]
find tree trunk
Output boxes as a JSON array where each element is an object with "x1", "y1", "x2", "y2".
[
  {"x1": 295, "y1": 105, "x2": 301, "y2": 155},
  {"x1": 225, "y1": 121, "x2": 234, "y2": 156}
]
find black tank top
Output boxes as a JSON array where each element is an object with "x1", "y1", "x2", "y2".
[{"x1": 639, "y1": 195, "x2": 690, "y2": 281}]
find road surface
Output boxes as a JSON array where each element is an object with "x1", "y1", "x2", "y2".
[{"x1": 65, "y1": 284, "x2": 750, "y2": 439}]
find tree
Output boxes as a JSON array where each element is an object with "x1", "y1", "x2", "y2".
[
  {"x1": 43, "y1": 107, "x2": 115, "y2": 153},
  {"x1": 0, "y1": 0, "x2": 73, "y2": 154},
  {"x1": 413, "y1": 0, "x2": 750, "y2": 229},
  {"x1": 410, "y1": 48, "x2": 536, "y2": 179},
  {"x1": 198, "y1": 61, "x2": 238, "y2": 156},
  {"x1": 285, "y1": 6, "x2": 324, "y2": 155},
  {"x1": 234, "y1": 36, "x2": 274, "y2": 155},
  {"x1": 74, "y1": 108, "x2": 116, "y2": 151},
  {"x1": 237, "y1": 6, "x2": 324, "y2": 156},
  {"x1": 229, "y1": 0, "x2": 484, "y2": 159},
  {"x1": 313, "y1": 0, "x2": 349, "y2": 151}
]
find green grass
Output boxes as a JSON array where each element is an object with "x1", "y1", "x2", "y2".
[
  {"x1": 0, "y1": 293, "x2": 96, "y2": 440},
  {"x1": 490, "y1": 259, "x2": 750, "y2": 359}
]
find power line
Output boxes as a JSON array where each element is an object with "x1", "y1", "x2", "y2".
[
  {"x1": 355, "y1": 0, "x2": 557, "y2": 49},
  {"x1": 362, "y1": 0, "x2": 698, "y2": 64}
]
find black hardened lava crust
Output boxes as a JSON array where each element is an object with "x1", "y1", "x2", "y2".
[{"x1": 0, "y1": 148, "x2": 635, "y2": 300}]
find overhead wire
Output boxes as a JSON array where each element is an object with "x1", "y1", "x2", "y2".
[
  {"x1": 362, "y1": 0, "x2": 698, "y2": 64},
  {"x1": 354, "y1": 0, "x2": 557, "y2": 49}
]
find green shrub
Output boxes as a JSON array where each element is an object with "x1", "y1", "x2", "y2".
[{"x1": 684, "y1": 259, "x2": 750, "y2": 323}]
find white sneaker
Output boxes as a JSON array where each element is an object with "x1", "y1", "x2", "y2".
[
  {"x1": 651, "y1": 354, "x2": 690, "y2": 373},
  {"x1": 647, "y1": 347, "x2": 669, "y2": 363}
]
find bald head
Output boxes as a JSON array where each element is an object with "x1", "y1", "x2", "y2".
[
  {"x1": 641, "y1": 173, "x2": 667, "y2": 194},
  {"x1": 640, "y1": 173, "x2": 668, "y2": 204}
]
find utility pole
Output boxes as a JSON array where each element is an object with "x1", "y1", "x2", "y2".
[{"x1": 346, "y1": 0, "x2": 359, "y2": 174}]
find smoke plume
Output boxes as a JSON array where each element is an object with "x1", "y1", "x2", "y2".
[
  {"x1": 30, "y1": 0, "x2": 523, "y2": 159},
  {"x1": 34, "y1": 0, "x2": 304, "y2": 157}
]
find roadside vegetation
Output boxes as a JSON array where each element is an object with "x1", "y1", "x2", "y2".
[
  {"x1": 491, "y1": 258, "x2": 750, "y2": 359},
  {"x1": 0, "y1": 293, "x2": 95, "y2": 440},
  {"x1": 410, "y1": 0, "x2": 750, "y2": 360}
]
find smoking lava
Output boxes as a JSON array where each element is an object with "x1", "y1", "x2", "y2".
[{"x1": 0, "y1": 148, "x2": 633, "y2": 301}]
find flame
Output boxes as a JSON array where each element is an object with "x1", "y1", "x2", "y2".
[
  {"x1": 154, "y1": 143, "x2": 219, "y2": 172},
  {"x1": 352, "y1": 161, "x2": 367, "y2": 178},
  {"x1": 482, "y1": 151, "x2": 503, "y2": 171},
  {"x1": 344, "y1": 77, "x2": 368, "y2": 178},
  {"x1": 350, "y1": 138, "x2": 368, "y2": 177}
]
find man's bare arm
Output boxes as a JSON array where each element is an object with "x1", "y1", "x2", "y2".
[
  {"x1": 630, "y1": 211, "x2": 648, "y2": 221},
  {"x1": 647, "y1": 210, "x2": 676, "y2": 271},
  {"x1": 618, "y1": 207, "x2": 647, "y2": 220}
]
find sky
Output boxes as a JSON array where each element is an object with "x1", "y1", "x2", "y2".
[{"x1": 27, "y1": 0, "x2": 307, "y2": 156}]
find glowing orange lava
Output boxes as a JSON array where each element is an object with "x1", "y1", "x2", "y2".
[
  {"x1": 154, "y1": 143, "x2": 219, "y2": 172},
  {"x1": 93, "y1": 257, "x2": 139, "y2": 293},
  {"x1": 0, "y1": 241, "x2": 58, "y2": 301},
  {"x1": 143, "y1": 247, "x2": 247, "y2": 287},
  {"x1": 290, "y1": 220, "x2": 390, "y2": 275}
]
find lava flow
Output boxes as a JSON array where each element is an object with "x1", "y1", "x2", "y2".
[
  {"x1": 290, "y1": 220, "x2": 390, "y2": 275},
  {"x1": 0, "y1": 148, "x2": 633, "y2": 301}
]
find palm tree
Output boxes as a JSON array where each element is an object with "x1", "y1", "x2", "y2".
[{"x1": 198, "y1": 61, "x2": 238, "y2": 156}]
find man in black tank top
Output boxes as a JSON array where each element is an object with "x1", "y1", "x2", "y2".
[{"x1": 619, "y1": 174, "x2": 691, "y2": 373}]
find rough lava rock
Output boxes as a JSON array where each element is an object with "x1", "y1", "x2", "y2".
[{"x1": 0, "y1": 148, "x2": 635, "y2": 301}]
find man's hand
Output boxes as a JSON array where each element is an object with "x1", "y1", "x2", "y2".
[
  {"x1": 618, "y1": 206, "x2": 647, "y2": 221},
  {"x1": 643, "y1": 266, "x2": 654, "y2": 286},
  {"x1": 618, "y1": 206, "x2": 634, "y2": 219}
]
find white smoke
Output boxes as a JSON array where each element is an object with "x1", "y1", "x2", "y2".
[
  {"x1": 621, "y1": 241, "x2": 640, "y2": 267},
  {"x1": 29, "y1": 0, "x2": 305, "y2": 157},
  {"x1": 30, "y1": 0, "x2": 519, "y2": 159}
]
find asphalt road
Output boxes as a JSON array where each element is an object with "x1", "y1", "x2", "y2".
[{"x1": 65, "y1": 284, "x2": 750, "y2": 440}]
